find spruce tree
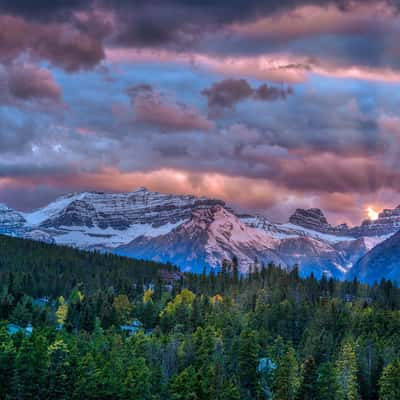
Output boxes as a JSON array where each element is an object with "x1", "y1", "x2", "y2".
[
  {"x1": 273, "y1": 346, "x2": 299, "y2": 400},
  {"x1": 297, "y1": 356, "x2": 318, "y2": 400},
  {"x1": 379, "y1": 359, "x2": 400, "y2": 400},
  {"x1": 336, "y1": 341, "x2": 359, "y2": 400},
  {"x1": 317, "y1": 362, "x2": 340, "y2": 400}
]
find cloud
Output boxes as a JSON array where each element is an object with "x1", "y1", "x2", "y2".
[
  {"x1": 0, "y1": 14, "x2": 104, "y2": 71},
  {"x1": 277, "y1": 153, "x2": 400, "y2": 193},
  {"x1": 202, "y1": 79, "x2": 253, "y2": 109},
  {"x1": 202, "y1": 78, "x2": 292, "y2": 111},
  {"x1": 6, "y1": 64, "x2": 61, "y2": 100},
  {"x1": 128, "y1": 84, "x2": 214, "y2": 132}
]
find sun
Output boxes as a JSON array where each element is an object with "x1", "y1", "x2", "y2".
[{"x1": 367, "y1": 206, "x2": 379, "y2": 221}]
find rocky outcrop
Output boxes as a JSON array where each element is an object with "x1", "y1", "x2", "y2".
[
  {"x1": 35, "y1": 188, "x2": 225, "y2": 230},
  {"x1": 0, "y1": 204, "x2": 26, "y2": 232},
  {"x1": 289, "y1": 206, "x2": 400, "y2": 238},
  {"x1": 289, "y1": 208, "x2": 330, "y2": 231},
  {"x1": 349, "y1": 206, "x2": 400, "y2": 237}
]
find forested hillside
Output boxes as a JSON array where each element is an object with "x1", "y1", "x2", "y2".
[
  {"x1": 0, "y1": 234, "x2": 174, "y2": 298},
  {"x1": 1, "y1": 237, "x2": 400, "y2": 399}
]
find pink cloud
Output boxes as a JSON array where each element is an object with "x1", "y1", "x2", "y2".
[
  {"x1": 7, "y1": 64, "x2": 61, "y2": 100},
  {"x1": 0, "y1": 15, "x2": 104, "y2": 71},
  {"x1": 129, "y1": 86, "x2": 214, "y2": 132},
  {"x1": 228, "y1": 3, "x2": 395, "y2": 42}
]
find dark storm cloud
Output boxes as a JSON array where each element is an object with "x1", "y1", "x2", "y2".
[
  {"x1": 0, "y1": 0, "x2": 91, "y2": 20},
  {"x1": 202, "y1": 79, "x2": 293, "y2": 111},
  {"x1": 0, "y1": 15, "x2": 104, "y2": 71},
  {"x1": 1, "y1": 0, "x2": 400, "y2": 76}
]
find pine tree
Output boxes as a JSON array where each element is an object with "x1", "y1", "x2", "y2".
[
  {"x1": 12, "y1": 335, "x2": 49, "y2": 400},
  {"x1": 238, "y1": 329, "x2": 260, "y2": 399},
  {"x1": 169, "y1": 366, "x2": 198, "y2": 400},
  {"x1": 297, "y1": 356, "x2": 318, "y2": 400},
  {"x1": 124, "y1": 357, "x2": 151, "y2": 400},
  {"x1": 0, "y1": 328, "x2": 16, "y2": 399},
  {"x1": 317, "y1": 362, "x2": 340, "y2": 400},
  {"x1": 336, "y1": 341, "x2": 359, "y2": 400},
  {"x1": 48, "y1": 339, "x2": 70, "y2": 400},
  {"x1": 379, "y1": 359, "x2": 400, "y2": 400},
  {"x1": 273, "y1": 346, "x2": 299, "y2": 400},
  {"x1": 221, "y1": 378, "x2": 241, "y2": 400}
]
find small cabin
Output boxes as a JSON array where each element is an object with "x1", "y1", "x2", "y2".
[
  {"x1": 257, "y1": 357, "x2": 277, "y2": 373},
  {"x1": 344, "y1": 294, "x2": 354, "y2": 303},
  {"x1": 120, "y1": 319, "x2": 143, "y2": 335},
  {"x1": 7, "y1": 323, "x2": 33, "y2": 336},
  {"x1": 34, "y1": 297, "x2": 50, "y2": 307}
]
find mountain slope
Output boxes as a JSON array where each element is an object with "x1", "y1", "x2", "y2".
[
  {"x1": 0, "y1": 204, "x2": 26, "y2": 233},
  {"x1": 348, "y1": 230, "x2": 400, "y2": 283},
  {"x1": 117, "y1": 206, "x2": 285, "y2": 273}
]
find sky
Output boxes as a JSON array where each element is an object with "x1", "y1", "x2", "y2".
[{"x1": 1, "y1": 0, "x2": 400, "y2": 225}]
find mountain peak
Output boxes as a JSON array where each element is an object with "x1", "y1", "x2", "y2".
[
  {"x1": 132, "y1": 187, "x2": 149, "y2": 193},
  {"x1": 289, "y1": 208, "x2": 329, "y2": 229}
]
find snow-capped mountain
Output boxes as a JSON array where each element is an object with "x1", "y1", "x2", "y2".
[
  {"x1": 117, "y1": 206, "x2": 285, "y2": 273},
  {"x1": 0, "y1": 204, "x2": 26, "y2": 233},
  {"x1": 0, "y1": 188, "x2": 397, "y2": 278},
  {"x1": 20, "y1": 188, "x2": 225, "y2": 249}
]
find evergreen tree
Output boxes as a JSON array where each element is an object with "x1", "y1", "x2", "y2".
[
  {"x1": 273, "y1": 346, "x2": 299, "y2": 400},
  {"x1": 12, "y1": 335, "x2": 49, "y2": 400},
  {"x1": 317, "y1": 362, "x2": 340, "y2": 400},
  {"x1": 297, "y1": 356, "x2": 318, "y2": 400},
  {"x1": 336, "y1": 341, "x2": 359, "y2": 400},
  {"x1": 169, "y1": 367, "x2": 198, "y2": 400},
  {"x1": 221, "y1": 378, "x2": 241, "y2": 400},
  {"x1": 0, "y1": 328, "x2": 16, "y2": 399},
  {"x1": 48, "y1": 339, "x2": 70, "y2": 400},
  {"x1": 124, "y1": 357, "x2": 151, "y2": 400},
  {"x1": 238, "y1": 329, "x2": 260, "y2": 399},
  {"x1": 379, "y1": 359, "x2": 400, "y2": 400}
]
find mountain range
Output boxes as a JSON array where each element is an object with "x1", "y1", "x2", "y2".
[{"x1": 1, "y1": 187, "x2": 399, "y2": 282}]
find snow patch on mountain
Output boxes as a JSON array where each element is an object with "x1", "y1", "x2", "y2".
[{"x1": 52, "y1": 220, "x2": 186, "y2": 249}]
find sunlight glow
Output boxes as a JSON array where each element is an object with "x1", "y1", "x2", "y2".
[{"x1": 367, "y1": 206, "x2": 379, "y2": 221}]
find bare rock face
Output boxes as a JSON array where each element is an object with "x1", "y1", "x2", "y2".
[
  {"x1": 0, "y1": 204, "x2": 26, "y2": 232},
  {"x1": 350, "y1": 206, "x2": 400, "y2": 237},
  {"x1": 289, "y1": 206, "x2": 400, "y2": 238},
  {"x1": 289, "y1": 208, "x2": 329, "y2": 231},
  {"x1": 35, "y1": 188, "x2": 225, "y2": 230}
]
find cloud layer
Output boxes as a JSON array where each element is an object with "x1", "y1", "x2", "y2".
[{"x1": 1, "y1": 0, "x2": 400, "y2": 225}]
